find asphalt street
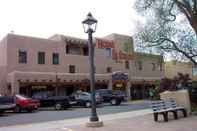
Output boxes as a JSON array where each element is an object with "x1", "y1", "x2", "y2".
[{"x1": 0, "y1": 101, "x2": 150, "y2": 127}]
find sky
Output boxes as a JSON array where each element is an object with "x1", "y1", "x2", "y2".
[{"x1": 0, "y1": 0, "x2": 140, "y2": 40}]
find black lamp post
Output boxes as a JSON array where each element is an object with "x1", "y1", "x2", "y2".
[{"x1": 82, "y1": 12, "x2": 101, "y2": 125}]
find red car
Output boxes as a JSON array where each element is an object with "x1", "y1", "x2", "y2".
[{"x1": 14, "y1": 94, "x2": 40, "y2": 113}]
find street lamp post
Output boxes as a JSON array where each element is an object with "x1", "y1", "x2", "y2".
[{"x1": 82, "y1": 12, "x2": 103, "y2": 127}]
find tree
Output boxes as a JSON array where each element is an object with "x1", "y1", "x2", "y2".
[{"x1": 134, "y1": 0, "x2": 197, "y2": 65}]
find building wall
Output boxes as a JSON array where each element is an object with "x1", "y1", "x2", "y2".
[
  {"x1": 0, "y1": 33, "x2": 164, "y2": 96},
  {"x1": 6, "y1": 34, "x2": 89, "y2": 74},
  {"x1": 164, "y1": 61, "x2": 197, "y2": 81},
  {"x1": 0, "y1": 35, "x2": 8, "y2": 95},
  {"x1": 132, "y1": 53, "x2": 164, "y2": 79},
  {"x1": 104, "y1": 34, "x2": 164, "y2": 81},
  {"x1": 0, "y1": 35, "x2": 8, "y2": 66},
  {"x1": 164, "y1": 61, "x2": 193, "y2": 79}
]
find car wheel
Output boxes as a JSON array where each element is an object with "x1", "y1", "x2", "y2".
[
  {"x1": 54, "y1": 103, "x2": 62, "y2": 110},
  {"x1": 85, "y1": 101, "x2": 91, "y2": 108},
  {"x1": 116, "y1": 100, "x2": 121, "y2": 105},
  {"x1": 110, "y1": 99, "x2": 117, "y2": 105},
  {"x1": 27, "y1": 109, "x2": 33, "y2": 113},
  {"x1": 14, "y1": 105, "x2": 21, "y2": 113}
]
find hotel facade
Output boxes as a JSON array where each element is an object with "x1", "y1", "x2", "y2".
[{"x1": 0, "y1": 33, "x2": 164, "y2": 100}]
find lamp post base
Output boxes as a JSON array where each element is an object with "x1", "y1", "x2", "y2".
[{"x1": 86, "y1": 121, "x2": 103, "y2": 128}]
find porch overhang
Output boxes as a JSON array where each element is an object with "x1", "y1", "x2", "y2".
[{"x1": 7, "y1": 71, "x2": 112, "y2": 83}]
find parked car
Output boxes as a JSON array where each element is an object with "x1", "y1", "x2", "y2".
[
  {"x1": 69, "y1": 91, "x2": 103, "y2": 108},
  {"x1": 113, "y1": 90, "x2": 127, "y2": 101},
  {"x1": 32, "y1": 92, "x2": 70, "y2": 110},
  {"x1": 96, "y1": 89, "x2": 124, "y2": 105},
  {"x1": 14, "y1": 94, "x2": 40, "y2": 113},
  {"x1": 0, "y1": 96, "x2": 16, "y2": 114}
]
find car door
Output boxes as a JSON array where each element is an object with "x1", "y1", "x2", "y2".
[{"x1": 69, "y1": 94, "x2": 77, "y2": 105}]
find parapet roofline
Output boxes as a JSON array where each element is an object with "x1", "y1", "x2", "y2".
[{"x1": 104, "y1": 33, "x2": 133, "y2": 39}]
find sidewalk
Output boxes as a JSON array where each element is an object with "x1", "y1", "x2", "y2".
[{"x1": 1, "y1": 109, "x2": 197, "y2": 131}]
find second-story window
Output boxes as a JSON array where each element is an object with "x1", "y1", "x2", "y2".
[
  {"x1": 38, "y1": 52, "x2": 45, "y2": 64},
  {"x1": 18, "y1": 49, "x2": 27, "y2": 64},
  {"x1": 106, "y1": 67, "x2": 112, "y2": 73},
  {"x1": 66, "y1": 45, "x2": 81, "y2": 55},
  {"x1": 53, "y1": 53, "x2": 59, "y2": 65},
  {"x1": 69, "y1": 65, "x2": 75, "y2": 73},
  {"x1": 125, "y1": 61, "x2": 130, "y2": 69},
  {"x1": 152, "y1": 63, "x2": 156, "y2": 71},
  {"x1": 105, "y1": 48, "x2": 112, "y2": 57},
  {"x1": 136, "y1": 61, "x2": 143, "y2": 70}
]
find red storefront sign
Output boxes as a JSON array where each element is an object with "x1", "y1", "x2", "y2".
[
  {"x1": 96, "y1": 38, "x2": 115, "y2": 49},
  {"x1": 96, "y1": 38, "x2": 133, "y2": 60},
  {"x1": 112, "y1": 49, "x2": 133, "y2": 60}
]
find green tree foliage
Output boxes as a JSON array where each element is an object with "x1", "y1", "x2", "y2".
[{"x1": 134, "y1": 0, "x2": 197, "y2": 65}]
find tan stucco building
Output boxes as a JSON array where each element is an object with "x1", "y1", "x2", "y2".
[
  {"x1": 0, "y1": 33, "x2": 164, "y2": 100},
  {"x1": 164, "y1": 61, "x2": 197, "y2": 81}
]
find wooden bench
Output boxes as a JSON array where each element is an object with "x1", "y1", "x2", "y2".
[{"x1": 151, "y1": 99, "x2": 187, "y2": 122}]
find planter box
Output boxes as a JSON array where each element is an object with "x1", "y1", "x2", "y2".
[{"x1": 160, "y1": 90, "x2": 191, "y2": 115}]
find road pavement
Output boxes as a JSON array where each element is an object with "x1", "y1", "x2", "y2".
[{"x1": 0, "y1": 101, "x2": 150, "y2": 127}]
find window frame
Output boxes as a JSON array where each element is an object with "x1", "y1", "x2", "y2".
[
  {"x1": 18, "y1": 49, "x2": 27, "y2": 64},
  {"x1": 52, "y1": 53, "x2": 59, "y2": 65},
  {"x1": 69, "y1": 65, "x2": 76, "y2": 73},
  {"x1": 137, "y1": 61, "x2": 143, "y2": 70},
  {"x1": 38, "y1": 51, "x2": 45, "y2": 64},
  {"x1": 105, "y1": 48, "x2": 112, "y2": 57},
  {"x1": 106, "y1": 67, "x2": 112, "y2": 73},
  {"x1": 125, "y1": 61, "x2": 130, "y2": 69}
]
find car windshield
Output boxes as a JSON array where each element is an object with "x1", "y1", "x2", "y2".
[
  {"x1": 97, "y1": 90, "x2": 112, "y2": 95},
  {"x1": 32, "y1": 92, "x2": 48, "y2": 99},
  {"x1": 80, "y1": 92, "x2": 90, "y2": 96},
  {"x1": 16, "y1": 94, "x2": 29, "y2": 100}
]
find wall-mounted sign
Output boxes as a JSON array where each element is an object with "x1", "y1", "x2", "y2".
[
  {"x1": 32, "y1": 86, "x2": 47, "y2": 89},
  {"x1": 112, "y1": 72, "x2": 128, "y2": 81},
  {"x1": 115, "y1": 83, "x2": 123, "y2": 88},
  {"x1": 96, "y1": 38, "x2": 133, "y2": 61}
]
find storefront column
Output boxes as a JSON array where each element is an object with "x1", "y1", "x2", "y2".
[
  {"x1": 126, "y1": 82, "x2": 131, "y2": 101},
  {"x1": 108, "y1": 80, "x2": 113, "y2": 90},
  {"x1": 11, "y1": 80, "x2": 19, "y2": 95}
]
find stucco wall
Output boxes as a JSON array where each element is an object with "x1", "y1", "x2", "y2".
[
  {"x1": 0, "y1": 35, "x2": 7, "y2": 66},
  {"x1": 0, "y1": 66, "x2": 7, "y2": 95},
  {"x1": 165, "y1": 61, "x2": 192, "y2": 79},
  {"x1": 6, "y1": 34, "x2": 91, "y2": 74}
]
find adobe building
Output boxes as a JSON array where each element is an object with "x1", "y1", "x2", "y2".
[
  {"x1": 0, "y1": 33, "x2": 164, "y2": 100},
  {"x1": 165, "y1": 61, "x2": 197, "y2": 81}
]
